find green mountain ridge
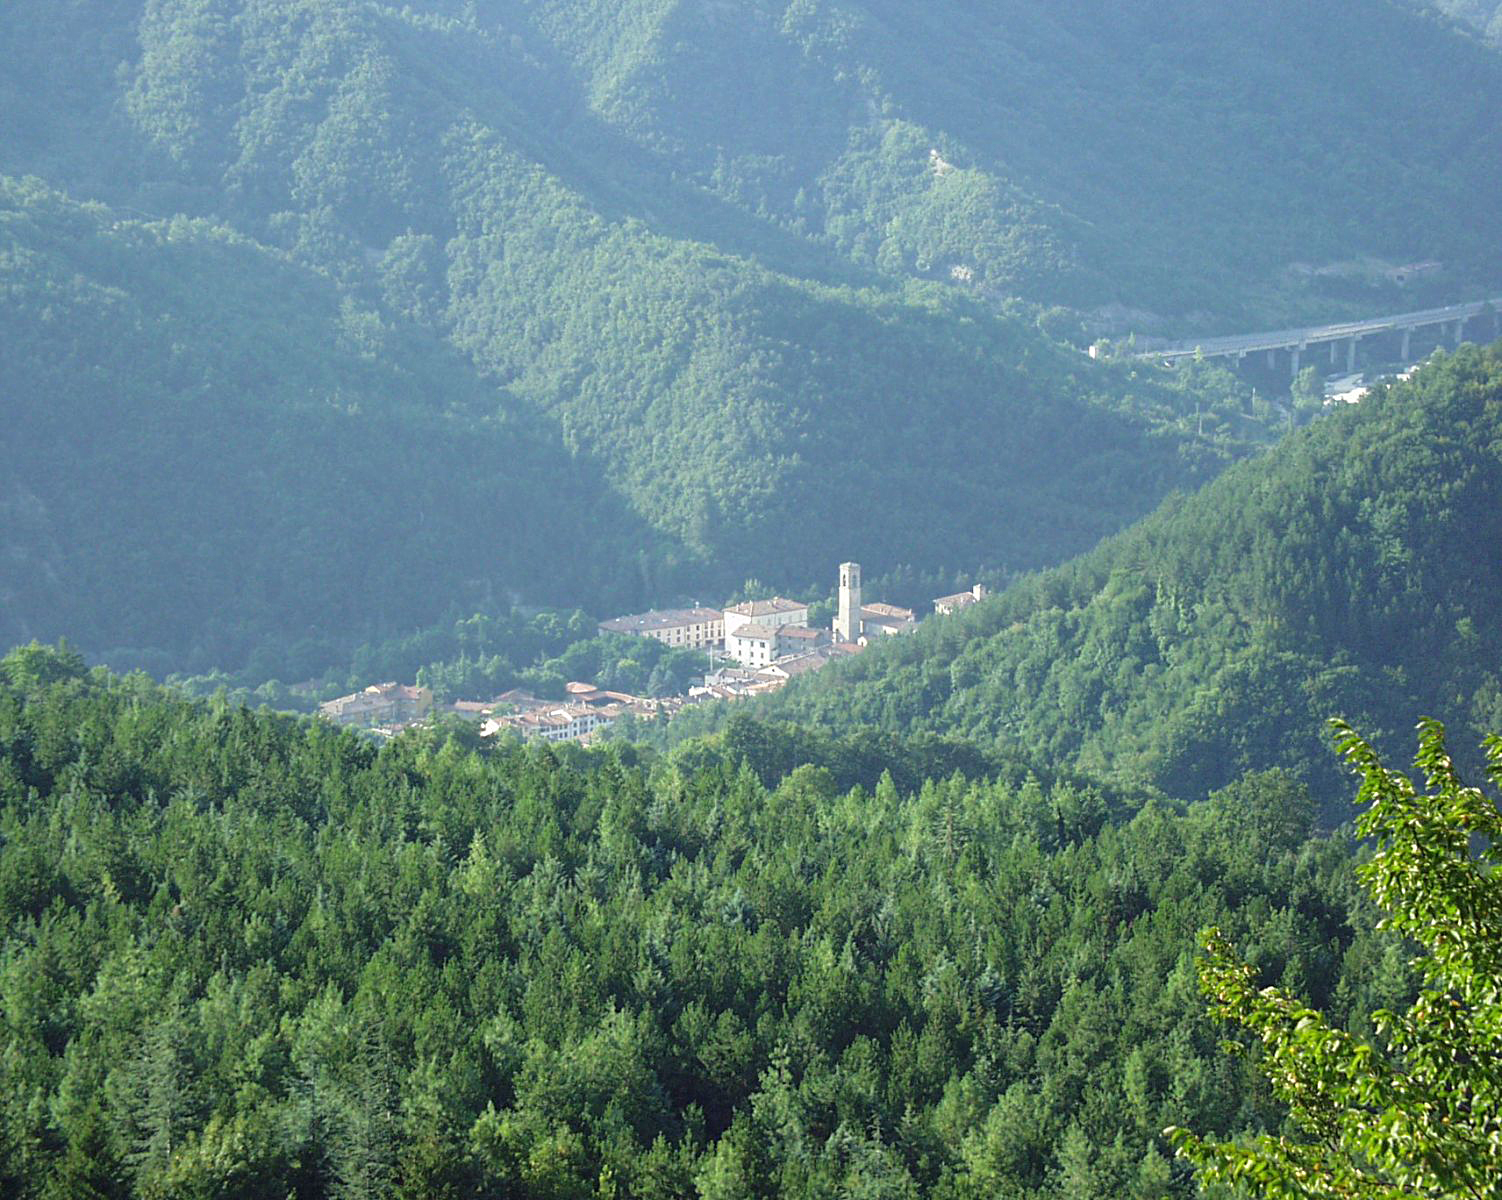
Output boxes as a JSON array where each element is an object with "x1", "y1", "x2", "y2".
[
  {"x1": 0, "y1": 176, "x2": 667, "y2": 673},
  {"x1": 4, "y1": 0, "x2": 1500, "y2": 675},
  {"x1": 0, "y1": 179, "x2": 1246, "y2": 673},
  {"x1": 10, "y1": 2, "x2": 1502, "y2": 320},
  {"x1": 739, "y1": 344, "x2": 1502, "y2": 812},
  {"x1": 6, "y1": 6, "x2": 1502, "y2": 1195}
]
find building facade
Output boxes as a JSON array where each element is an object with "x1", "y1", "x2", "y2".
[
  {"x1": 725, "y1": 619, "x2": 830, "y2": 667},
  {"x1": 835, "y1": 562, "x2": 862, "y2": 642},
  {"x1": 722, "y1": 597, "x2": 810, "y2": 640},
  {"x1": 933, "y1": 584, "x2": 988, "y2": 615},
  {"x1": 597, "y1": 607, "x2": 725, "y2": 649},
  {"x1": 319, "y1": 682, "x2": 433, "y2": 728},
  {"x1": 482, "y1": 703, "x2": 613, "y2": 743},
  {"x1": 726, "y1": 622, "x2": 781, "y2": 668},
  {"x1": 860, "y1": 602, "x2": 917, "y2": 636}
]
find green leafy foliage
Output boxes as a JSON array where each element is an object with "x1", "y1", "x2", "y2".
[
  {"x1": 1169, "y1": 718, "x2": 1502, "y2": 1198},
  {"x1": 8, "y1": 2, "x2": 1501, "y2": 320}
]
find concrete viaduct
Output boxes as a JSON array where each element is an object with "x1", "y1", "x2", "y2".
[{"x1": 1130, "y1": 297, "x2": 1502, "y2": 376}]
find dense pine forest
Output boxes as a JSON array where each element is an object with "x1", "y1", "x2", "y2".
[
  {"x1": 0, "y1": 645, "x2": 1411, "y2": 1199},
  {"x1": 0, "y1": 147, "x2": 1250, "y2": 677}
]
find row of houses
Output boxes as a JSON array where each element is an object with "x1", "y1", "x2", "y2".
[
  {"x1": 318, "y1": 682, "x2": 433, "y2": 728},
  {"x1": 478, "y1": 681, "x2": 688, "y2": 744},
  {"x1": 691, "y1": 641, "x2": 868, "y2": 699},
  {"x1": 481, "y1": 703, "x2": 612, "y2": 743},
  {"x1": 319, "y1": 674, "x2": 690, "y2": 744},
  {"x1": 318, "y1": 682, "x2": 564, "y2": 731}
]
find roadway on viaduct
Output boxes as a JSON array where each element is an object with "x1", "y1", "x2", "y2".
[{"x1": 1132, "y1": 297, "x2": 1502, "y2": 375}]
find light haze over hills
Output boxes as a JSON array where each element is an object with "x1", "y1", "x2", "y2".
[
  {"x1": 3, "y1": 0, "x2": 1501, "y2": 674},
  {"x1": 3, "y1": 6, "x2": 1502, "y2": 1197}
]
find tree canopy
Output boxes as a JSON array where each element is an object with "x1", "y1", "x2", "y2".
[
  {"x1": 0, "y1": 644, "x2": 1412, "y2": 1199},
  {"x1": 1170, "y1": 718, "x2": 1502, "y2": 1198},
  {"x1": 5, "y1": 0, "x2": 1501, "y2": 677}
]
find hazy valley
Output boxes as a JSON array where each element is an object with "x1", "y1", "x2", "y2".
[{"x1": 3, "y1": 4, "x2": 1501, "y2": 1198}]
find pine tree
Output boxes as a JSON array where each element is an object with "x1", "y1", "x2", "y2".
[{"x1": 123, "y1": 1006, "x2": 198, "y2": 1190}]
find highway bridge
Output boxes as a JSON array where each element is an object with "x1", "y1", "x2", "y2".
[{"x1": 1123, "y1": 297, "x2": 1501, "y2": 375}]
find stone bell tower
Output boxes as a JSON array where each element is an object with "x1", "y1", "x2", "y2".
[{"x1": 836, "y1": 561, "x2": 862, "y2": 643}]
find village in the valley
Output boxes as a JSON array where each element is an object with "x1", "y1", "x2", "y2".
[{"x1": 317, "y1": 562, "x2": 988, "y2": 743}]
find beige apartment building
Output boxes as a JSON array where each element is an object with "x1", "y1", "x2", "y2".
[
  {"x1": 598, "y1": 606, "x2": 725, "y2": 649},
  {"x1": 319, "y1": 682, "x2": 433, "y2": 728},
  {"x1": 482, "y1": 703, "x2": 614, "y2": 743}
]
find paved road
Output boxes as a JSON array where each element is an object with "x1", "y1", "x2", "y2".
[{"x1": 1137, "y1": 297, "x2": 1502, "y2": 363}]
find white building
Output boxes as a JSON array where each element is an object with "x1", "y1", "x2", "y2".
[
  {"x1": 482, "y1": 703, "x2": 614, "y2": 743},
  {"x1": 725, "y1": 619, "x2": 830, "y2": 667},
  {"x1": 726, "y1": 622, "x2": 781, "y2": 668},
  {"x1": 723, "y1": 597, "x2": 810, "y2": 640},
  {"x1": 835, "y1": 562, "x2": 862, "y2": 643},
  {"x1": 833, "y1": 561, "x2": 917, "y2": 641},
  {"x1": 933, "y1": 584, "x2": 988, "y2": 616},
  {"x1": 860, "y1": 602, "x2": 917, "y2": 637}
]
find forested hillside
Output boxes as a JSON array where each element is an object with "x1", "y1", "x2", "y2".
[
  {"x1": 0, "y1": 645, "x2": 1411, "y2": 1199},
  {"x1": 5, "y1": 1, "x2": 1501, "y2": 676},
  {"x1": 740, "y1": 345, "x2": 1502, "y2": 813},
  {"x1": 6, "y1": 7, "x2": 1501, "y2": 1198},
  {"x1": 0, "y1": 177, "x2": 662, "y2": 675},
  {"x1": 7, "y1": 1, "x2": 1500, "y2": 321},
  {"x1": 1, "y1": 173, "x2": 1241, "y2": 674}
]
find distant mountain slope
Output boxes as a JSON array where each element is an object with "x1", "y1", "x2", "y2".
[
  {"x1": 0, "y1": 174, "x2": 1233, "y2": 675},
  {"x1": 0, "y1": 177, "x2": 657, "y2": 673},
  {"x1": 5, "y1": 1, "x2": 1499, "y2": 323},
  {"x1": 3, "y1": 1, "x2": 1498, "y2": 673},
  {"x1": 751, "y1": 345, "x2": 1502, "y2": 809},
  {"x1": 525, "y1": 0, "x2": 1502, "y2": 319}
]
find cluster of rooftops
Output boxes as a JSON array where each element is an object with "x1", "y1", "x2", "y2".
[
  {"x1": 319, "y1": 564, "x2": 990, "y2": 744},
  {"x1": 597, "y1": 562, "x2": 988, "y2": 669}
]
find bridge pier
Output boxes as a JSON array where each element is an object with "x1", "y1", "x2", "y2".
[{"x1": 1134, "y1": 297, "x2": 1499, "y2": 372}]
